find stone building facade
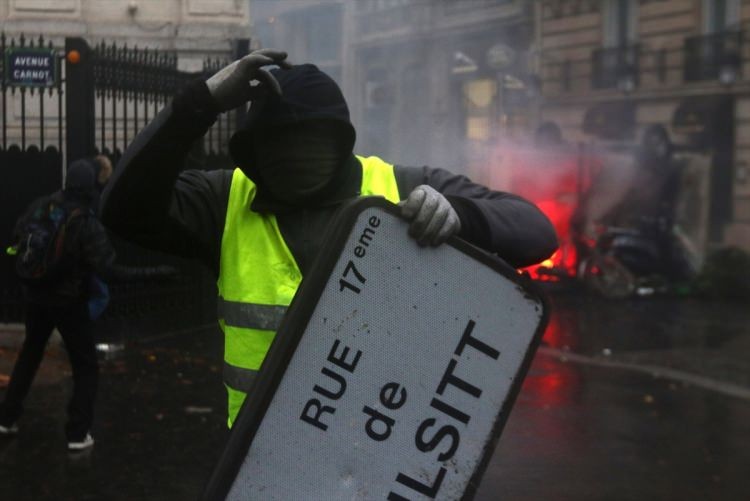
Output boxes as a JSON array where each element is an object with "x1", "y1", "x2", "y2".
[
  {"x1": 1, "y1": 0, "x2": 250, "y2": 69},
  {"x1": 536, "y1": 0, "x2": 750, "y2": 250}
]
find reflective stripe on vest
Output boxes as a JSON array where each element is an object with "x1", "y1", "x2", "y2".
[
  {"x1": 217, "y1": 297, "x2": 287, "y2": 331},
  {"x1": 217, "y1": 156, "x2": 400, "y2": 426},
  {"x1": 223, "y1": 361, "x2": 258, "y2": 393}
]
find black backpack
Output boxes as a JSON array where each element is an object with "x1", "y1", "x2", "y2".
[{"x1": 14, "y1": 197, "x2": 84, "y2": 283}]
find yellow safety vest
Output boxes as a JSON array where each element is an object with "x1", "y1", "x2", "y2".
[{"x1": 217, "y1": 155, "x2": 400, "y2": 426}]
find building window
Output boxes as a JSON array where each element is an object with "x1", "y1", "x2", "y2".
[
  {"x1": 685, "y1": 1, "x2": 742, "y2": 83},
  {"x1": 603, "y1": 0, "x2": 638, "y2": 48},
  {"x1": 593, "y1": 1, "x2": 638, "y2": 90},
  {"x1": 703, "y1": 0, "x2": 741, "y2": 33}
]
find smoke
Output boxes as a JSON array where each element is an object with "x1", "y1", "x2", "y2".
[
  {"x1": 249, "y1": 0, "x2": 545, "y2": 178},
  {"x1": 248, "y1": 1, "x2": 711, "y2": 258}
]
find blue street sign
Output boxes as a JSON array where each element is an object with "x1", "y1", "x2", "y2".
[{"x1": 4, "y1": 48, "x2": 57, "y2": 87}]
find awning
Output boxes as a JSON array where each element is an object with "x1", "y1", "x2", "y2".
[
  {"x1": 672, "y1": 95, "x2": 733, "y2": 135},
  {"x1": 582, "y1": 101, "x2": 636, "y2": 140}
]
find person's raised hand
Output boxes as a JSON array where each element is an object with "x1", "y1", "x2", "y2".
[{"x1": 206, "y1": 49, "x2": 291, "y2": 112}]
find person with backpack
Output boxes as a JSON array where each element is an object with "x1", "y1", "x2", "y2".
[{"x1": 0, "y1": 159, "x2": 174, "y2": 451}]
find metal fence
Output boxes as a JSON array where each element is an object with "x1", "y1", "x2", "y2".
[
  {"x1": 90, "y1": 41, "x2": 238, "y2": 165},
  {"x1": 1, "y1": 33, "x2": 65, "y2": 321},
  {"x1": 1, "y1": 33, "x2": 249, "y2": 331}
]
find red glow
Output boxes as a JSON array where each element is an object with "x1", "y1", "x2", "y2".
[
  {"x1": 485, "y1": 145, "x2": 602, "y2": 280},
  {"x1": 523, "y1": 314, "x2": 581, "y2": 409}
]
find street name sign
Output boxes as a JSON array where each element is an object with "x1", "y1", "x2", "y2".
[
  {"x1": 4, "y1": 47, "x2": 57, "y2": 87},
  {"x1": 203, "y1": 198, "x2": 548, "y2": 500}
]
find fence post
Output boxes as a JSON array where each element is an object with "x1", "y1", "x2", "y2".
[
  {"x1": 65, "y1": 37, "x2": 95, "y2": 167},
  {"x1": 233, "y1": 38, "x2": 250, "y2": 130}
]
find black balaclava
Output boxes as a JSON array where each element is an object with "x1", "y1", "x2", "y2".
[
  {"x1": 229, "y1": 64, "x2": 356, "y2": 207},
  {"x1": 64, "y1": 159, "x2": 97, "y2": 204}
]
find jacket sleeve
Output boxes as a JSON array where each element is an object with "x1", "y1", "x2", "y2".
[
  {"x1": 99, "y1": 80, "x2": 230, "y2": 275},
  {"x1": 394, "y1": 165, "x2": 558, "y2": 268},
  {"x1": 79, "y1": 217, "x2": 168, "y2": 282}
]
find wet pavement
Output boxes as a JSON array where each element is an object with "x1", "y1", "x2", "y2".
[
  {"x1": 1, "y1": 291, "x2": 749, "y2": 500},
  {"x1": 0, "y1": 323, "x2": 228, "y2": 500}
]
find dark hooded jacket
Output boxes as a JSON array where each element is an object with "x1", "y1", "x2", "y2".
[
  {"x1": 13, "y1": 160, "x2": 165, "y2": 305},
  {"x1": 100, "y1": 65, "x2": 557, "y2": 276}
]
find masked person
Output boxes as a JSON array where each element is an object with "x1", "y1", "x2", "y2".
[
  {"x1": 100, "y1": 50, "x2": 557, "y2": 426},
  {"x1": 0, "y1": 160, "x2": 176, "y2": 450}
]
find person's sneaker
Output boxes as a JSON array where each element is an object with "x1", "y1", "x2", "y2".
[
  {"x1": 67, "y1": 433, "x2": 94, "y2": 451},
  {"x1": 0, "y1": 423, "x2": 18, "y2": 435}
]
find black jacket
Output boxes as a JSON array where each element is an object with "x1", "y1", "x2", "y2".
[
  {"x1": 13, "y1": 191, "x2": 163, "y2": 305},
  {"x1": 101, "y1": 81, "x2": 557, "y2": 277}
]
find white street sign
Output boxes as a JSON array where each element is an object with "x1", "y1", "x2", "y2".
[{"x1": 204, "y1": 199, "x2": 547, "y2": 501}]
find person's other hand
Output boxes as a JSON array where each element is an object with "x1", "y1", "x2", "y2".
[
  {"x1": 205, "y1": 49, "x2": 290, "y2": 112},
  {"x1": 399, "y1": 185, "x2": 461, "y2": 246}
]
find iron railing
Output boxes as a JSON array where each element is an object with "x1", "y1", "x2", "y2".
[
  {"x1": 591, "y1": 45, "x2": 640, "y2": 90},
  {"x1": 684, "y1": 31, "x2": 743, "y2": 82},
  {"x1": 546, "y1": 32, "x2": 747, "y2": 93},
  {"x1": 91, "y1": 42, "x2": 233, "y2": 163},
  {"x1": 1, "y1": 33, "x2": 247, "y2": 329}
]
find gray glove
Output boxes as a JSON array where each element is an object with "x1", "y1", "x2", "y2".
[
  {"x1": 205, "y1": 49, "x2": 290, "y2": 112},
  {"x1": 399, "y1": 185, "x2": 462, "y2": 246}
]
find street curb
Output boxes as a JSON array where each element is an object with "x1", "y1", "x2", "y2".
[
  {"x1": 0, "y1": 323, "x2": 24, "y2": 334},
  {"x1": 538, "y1": 346, "x2": 750, "y2": 401},
  {"x1": 0, "y1": 323, "x2": 62, "y2": 348},
  {"x1": 0, "y1": 324, "x2": 24, "y2": 349}
]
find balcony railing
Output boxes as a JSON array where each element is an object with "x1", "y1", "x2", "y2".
[
  {"x1": 441, "y1": 0, "x2": 515, "y2": 15},
  {"x1": 591, "y1": 45, "x2": 640, "y2": 90},
  {"x1": 684, "y1": 31, "x2": 743, "y2": 82}
]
